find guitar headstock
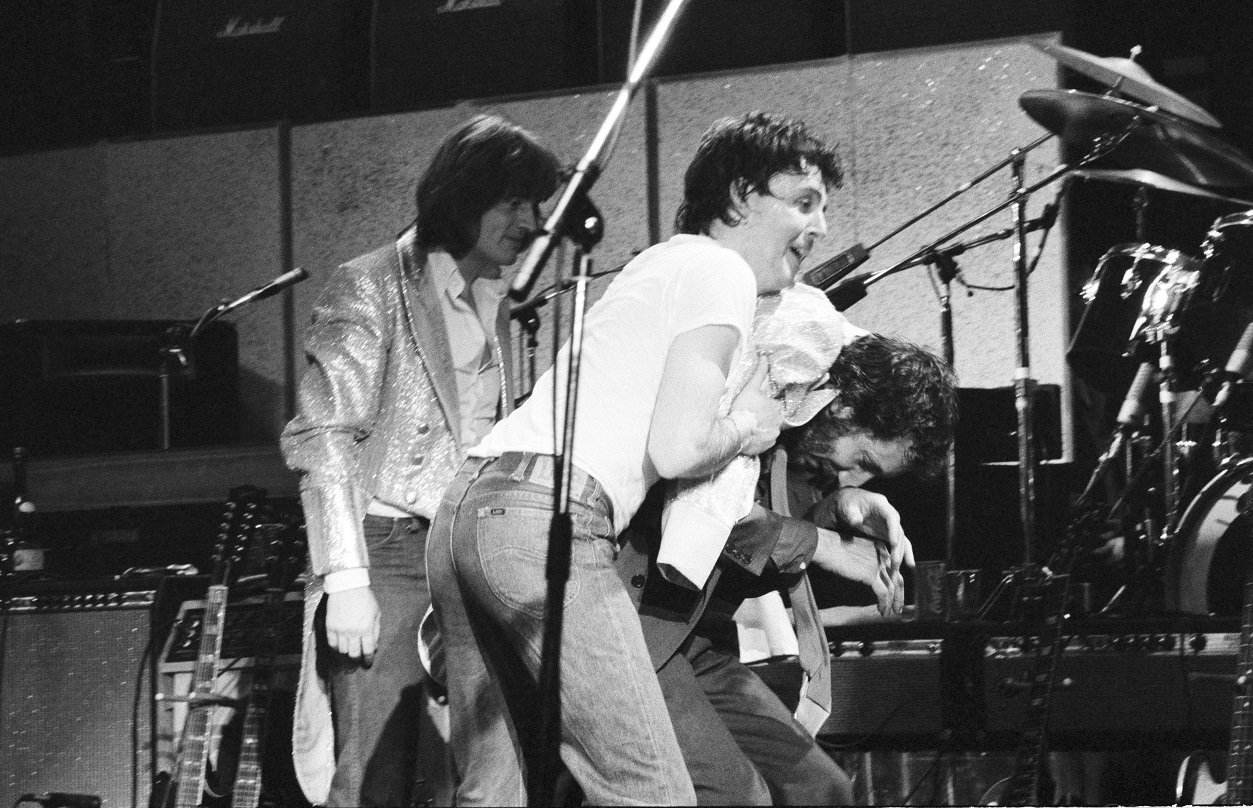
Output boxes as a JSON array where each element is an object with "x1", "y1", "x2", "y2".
[
  {"x1": 253, "y1": 516, "x2": 307, "y2": 593},
  {"x1": 210, "y1": 485, "x2": 270, "y2": 588}
]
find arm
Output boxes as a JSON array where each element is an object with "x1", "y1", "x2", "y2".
[
  {"x1": 647, "y1": 326, "x2": 782, "y2": 479},
  {"x1": 721, "y1": 503, "x2": 818, "y2": 577},
  {"x1": 280, "y1": 258, "x2": 392, "y2": 660}
]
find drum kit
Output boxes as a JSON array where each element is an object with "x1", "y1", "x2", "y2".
[{"x1": 1018, "y1": 41, "x2": 1253, "y2": 617}]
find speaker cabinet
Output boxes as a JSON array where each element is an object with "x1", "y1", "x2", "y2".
[
  {"x1": 151, "y1": 0, "x2": 370, "y2": 131},
  {"x1": 0, "y1": 577, "x2": 199, "y2": 807},
  {"x1": 370, "y1": 0, "x2": 568, "y2": 112},
  {"x1": 0, "y1": 320, "x2": 240, "y2": 457}
]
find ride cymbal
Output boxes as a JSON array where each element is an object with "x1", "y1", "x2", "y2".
[
  {"x1": 1030, "y1": 40, "x2": 1222, "y2": 129},
  {"x1": 1020, "y1": 90, "x2": 1253, "y2": 189}
]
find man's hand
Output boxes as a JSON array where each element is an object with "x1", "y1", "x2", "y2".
[
  {"x1": 729, "y1": 355, "x2": 784, "y2": 456},
  {"x1": 325, "y1": 586, "x2": 381, "y2": 664},
  {"x1": 809, "y1": 487, "x2": 915, "y2": 581},
  {"x1": 811, "y1": 528, "x2": 906, "y2": 616}
]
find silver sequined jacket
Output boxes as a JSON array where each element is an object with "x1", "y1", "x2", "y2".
[{"x1": 281, "y1": 227, "x2": 515, "y2": 802}]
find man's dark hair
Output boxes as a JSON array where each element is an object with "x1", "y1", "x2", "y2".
[
  {"x1": 416, "y1": 114, "x2": 561, "y2": 257},
  {"x1": 798, "y1": 333, "x2": 958, "y2": 479},
  {"x1": 675, "y1": 111, "x2": 842, "y2": 236}
]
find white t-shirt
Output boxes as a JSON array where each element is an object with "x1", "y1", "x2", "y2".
[{"x1": 472, "y1": 233, "x2": 757, "y2": 533}]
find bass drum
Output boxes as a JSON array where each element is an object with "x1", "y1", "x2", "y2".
[{"x1": 1167, "y1": 455, "x2": 1253, "y2": 615}]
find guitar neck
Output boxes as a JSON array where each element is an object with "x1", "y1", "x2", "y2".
[
  {"x1": 1226, "y1": 578, "x2": 1253, "y2": 803},
  {"x1": 230, "y1": 585, "x2": 286, "y2": 808},
  {"x1": 172, "y1": 584, "x2": 230, "y2": 808}
]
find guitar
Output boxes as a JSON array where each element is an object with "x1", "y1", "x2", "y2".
[
  {"x1": 1175, "y1": 568, "x2": 1253, "y2": 805},
  {"x1": 151, "y1": 486, "x2": 269, "y2": 808},
  {"x1": 983, "y1": 569, "x2": 1073, "y2": 806},
  {"x1": 230, "y1": 519, "x2": 304, "y2": 808}
]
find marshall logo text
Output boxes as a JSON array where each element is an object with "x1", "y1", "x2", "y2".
[
  {"x1": 436, "y1": 0, "x2": 503, "y2": 12},
  {"x1": 215, "y1": 16, "x2": 286, "y2": 38}
]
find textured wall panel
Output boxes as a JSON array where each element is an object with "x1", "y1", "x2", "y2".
[
  {"x1": 104, "y1": 128, "x2": 286, "y2": 442},
  {"x1": 655, "y1": 38, "x2": 1068, "y2": 401},
  {"x1": 0, "y1": 145, "x2": 111, "y2": 322},
  {"x1": 290, "y1": 93, "x2": 650, "y2": 392}
]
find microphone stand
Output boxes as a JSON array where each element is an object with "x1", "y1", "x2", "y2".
[
  {"x1": 163, "y1": 267, "x2": 307, "y2": 451},
  {"x1": 511, "y1": 3, "x2": 688, "y2": 803},
  {"x1": 534, "y1": 192, "x2": 602, "y2": 807}
]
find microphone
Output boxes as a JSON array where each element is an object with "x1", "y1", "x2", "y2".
[
  {"x1": 823, "y1": 272, "x2": 872, "y2": 311},
  {"x1": 17, "y1": 794, "x2": 102, "y2": 808},
  {"x1": 801, "y1": 243, "x2": 870, "y2": 292},
  {"x1": 1212, "y1": 321, "x2": 1253, "y2": 411},
  {"x1": 1116, "y1": 361, "x2": 1157, "y2": 430},
  {"x1": 1079, "y1": 361, "x2": 1156, "y2": 502},
  {"x1": 217, "y1": 267, "x2": 309, "y2": 317}
]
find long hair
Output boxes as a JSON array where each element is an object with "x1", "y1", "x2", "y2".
[
  {"x1": 675, "y1": 111, "x2": 842, "y2": 236},
  {"x1": 795, "y1": 334, "x2": 958, "y2": 479},
  {"x1": 415, "y1": 114, "x2": 560, "y2": 257}
]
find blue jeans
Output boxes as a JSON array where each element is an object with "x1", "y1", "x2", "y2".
[
  {"x1": 427, "y1": 453, "x2": 695, "y2": 806},
  {"x1": 323, "y1": 515, "x2": 435, "y2": 807},
  {"x1": 658, "y1": 633, "x2": 853, "y2": 806}
]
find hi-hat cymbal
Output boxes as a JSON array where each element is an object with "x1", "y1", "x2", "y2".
[
  {"x1": 1020, "y1": 89, "x2": 1253, "y2": 189},
  {"x1": 1071, "y1": 168, "x2": 1253, "y2": 206},
  {"x1": 1030, "y1": 40, "x2": 1222, "y2": 129}
]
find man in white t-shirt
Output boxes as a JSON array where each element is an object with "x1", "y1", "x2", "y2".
[{"x1": 425, "y1": 112, "x2": 848, "y2": 805}]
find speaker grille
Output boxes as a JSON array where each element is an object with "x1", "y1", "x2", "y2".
[{"x1": 1, "y1": 605, "x2": 154, "y2": 808}]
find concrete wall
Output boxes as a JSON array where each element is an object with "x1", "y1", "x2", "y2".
[{"x1": 0, "y1": 35, "x2": 1069, "y2": 453}]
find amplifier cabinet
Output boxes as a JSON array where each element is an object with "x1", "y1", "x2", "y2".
[
  {"x1": 750, "y1": 626, "x2": 1238, "y2": 749},
  {"x1": 0, "y1": 581, "x2": 169, "y2": 808},
  {"x1": 749, "y1": 638, "x2": 946, "y2": 744},
  {"x1": 980, "y1": 630, "x2": 1237, "y2": 745}
]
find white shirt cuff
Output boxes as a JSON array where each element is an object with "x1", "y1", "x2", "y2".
[{"x1": 323, "y1": 567, "x2": 371, "y2": 593}]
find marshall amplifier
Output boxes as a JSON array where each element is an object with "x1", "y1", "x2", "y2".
[
  {"x1": 370, "y1": 0, "x2": 569, "y2": 112},
  {"x1": 151, "y1": 0, "x2": 370, "y2": 131}
]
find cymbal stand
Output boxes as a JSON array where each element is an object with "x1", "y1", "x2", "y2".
[{"x1": 1009, "y1": 151, "x2": 1039, "y2": 570}]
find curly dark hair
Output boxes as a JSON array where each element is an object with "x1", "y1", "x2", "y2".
[
  {"x1": 795, "y1": 333, "x2": 958, "y2": 479},
  {"x1": 674, "y1": 111, "x2": 842, "y2": 236},
  {"x1": 415, "y1": 114, "x2": 561, "y2": 258}
]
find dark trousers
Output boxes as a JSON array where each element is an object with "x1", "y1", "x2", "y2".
[
  {"x1": 322, "y1": 515, "x2": 436, "y2": 808},
  {"x1": 657, "y1": 633, "x2": 854, "y2": 806}
]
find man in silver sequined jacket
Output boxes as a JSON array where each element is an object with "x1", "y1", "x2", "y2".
[{"x1": 280, "y1": 114, "x2": 559, "y2": 807}]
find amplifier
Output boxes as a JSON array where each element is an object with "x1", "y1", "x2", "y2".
[
  {"x1": 750, "y1": 621, "x2": 1240, "y2": 748},
  {"x1": 749, "y1": 638, "x2": 945, "y2": 743},
  {"x1": 0, "y1": 575, "x2": 201, "y2": 808},
  {"x1": 158, "y1": 590, "x2": 303, "y2": 669},
  {"x1": 981, "y1": 630, "x2": 1236, "y2": 745}
]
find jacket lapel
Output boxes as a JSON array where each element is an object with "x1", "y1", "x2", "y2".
[{"x1": 395, "y1": 233, "x2": 461, "y2": 434}]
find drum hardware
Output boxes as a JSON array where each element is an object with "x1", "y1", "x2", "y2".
[{"x1": 1029, "y1": 41, "x2": 1223, "y2": 130}]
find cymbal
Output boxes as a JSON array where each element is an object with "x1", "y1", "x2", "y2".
[
  {"x1": 1030, "y1": 40, "x2": 1222, "y2": 129},
  {"x1": 1071, "y1": 168, "x2": 1253, "y2": 206},
  {"x1": 1020, "y1": 89, "x2": 1253, "y2": 189}
]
